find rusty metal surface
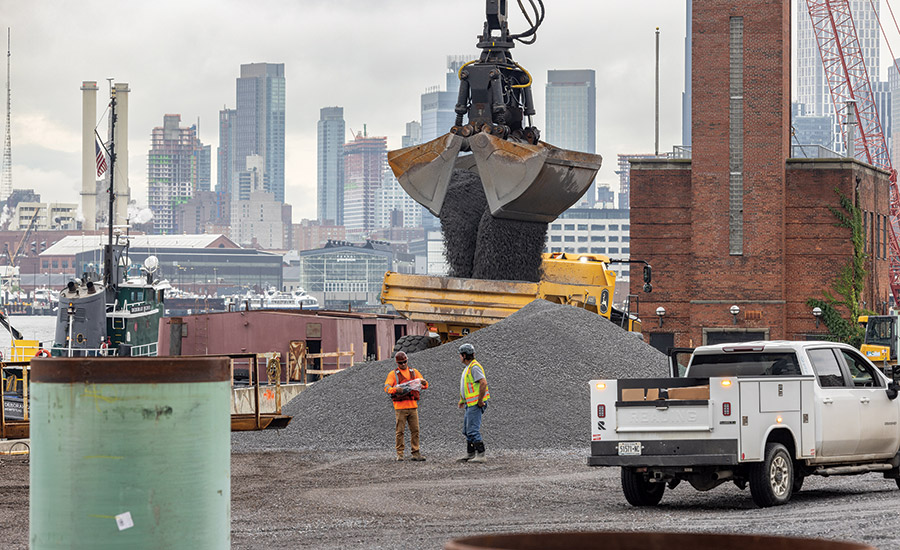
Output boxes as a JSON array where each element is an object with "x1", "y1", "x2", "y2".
[
  {"x1": 469, "y1": 132, "x2": 602, "y2": 222},
  {"x1": 444, "y1": 532, "x2": 874, "y2": 550},
  {"x1": 30, "y1": 356, "x2": 231, "y2": 384},
  {"x1": 388, "y1": 133, "x2": 464, "y2": 216}
]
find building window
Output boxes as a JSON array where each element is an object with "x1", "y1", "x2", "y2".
[
  {"x1": 591, "y1": 235, "x2": 606, "y2": 242},
  {"x1": 578, "y1": 236, "x2": 588, "y2": 243},
  {"x1": 550, "y1": 235, "x2": 561, "y2": 242},
  {"x1": 564, "y1": 224, "x2": 575, "y2": 230},
  {"x1": 609, "y1": 225, "x2": 619, "y2": 231},
  {"x1": 590, "y1": 247, "x2": 603, "y2": 253},
  {"x1": 591, "y1": 224, "x2": 604, "y2": 231},
  {"x1": 551, "y1": 247, "x2": 562, "y2": 252},
  {"x1": 577, "y1": 224, "x2": 588, "y2": 231},
  {"x1": 577, "y1": 247, "x2": 588, "y2": 253},
  {"x1": 564, "y1": 236, "x2": 575, "y2": 242},
  {"x1": 622, "y1": 247, "x2": 630, "y2": 254},
  {"x1": 623, "y1": 224, "x2": 630, "y2": 231},
  {"x1": 729, "y1": 15, "x2": 744, "y2": 255},
  {"x1": 551, "y1": 224, "x2": 561, "y2": 230},
  {"x1": 609, "y1": 248, "x2": 619, "y2": 254},
  {"x1": 623, "y1": 236, "x2": 630, "y2": 242},
  {"x1": 609, "y1": 236, "x2": 619, "y2": 242}
]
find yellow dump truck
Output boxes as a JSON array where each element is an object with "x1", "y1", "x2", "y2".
[{"x1": 383, "y1": 253, "x2": 650, "y2": 353}]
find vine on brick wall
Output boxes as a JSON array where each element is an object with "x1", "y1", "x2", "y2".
[{"x1": 806, "y1": 187, "x2": 869, "y2": 348}]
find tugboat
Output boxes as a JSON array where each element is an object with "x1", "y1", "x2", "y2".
[{"x1": 50, "y1": 85, "x2": 165, "y2": 357}]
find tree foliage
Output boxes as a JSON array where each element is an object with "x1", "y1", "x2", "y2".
[{"x1": 807, "y1": 187, "x2": 869, "y2": 347}]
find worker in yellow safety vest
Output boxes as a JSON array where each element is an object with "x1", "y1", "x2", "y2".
[{"x1": 457, "y1": 342, "x2": 489, "y2": 463}]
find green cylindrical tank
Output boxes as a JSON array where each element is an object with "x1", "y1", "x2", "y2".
[{"x1": 30, "y1": 357, "x2": 231, "y2": 549}]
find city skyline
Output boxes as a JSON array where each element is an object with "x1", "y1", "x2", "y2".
[
  {"x1": 1, "y1": 0, "x2": 686, "y2": 221},
  {"x1": 8, "y1": 1, "x2": 900, "y2": 223}
]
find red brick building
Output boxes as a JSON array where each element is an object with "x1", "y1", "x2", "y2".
[{"x1": 630, "y1": 0, "x2": 890, "y2": 349}]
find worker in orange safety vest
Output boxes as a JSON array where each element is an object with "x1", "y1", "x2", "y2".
[{"x1": 384, "y1": 350, "x2": 428, "y2": 461}]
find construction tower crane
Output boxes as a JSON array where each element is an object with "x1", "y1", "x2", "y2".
[{"x1": 804, "y1": 0, "x2": 900, "y2": 305}]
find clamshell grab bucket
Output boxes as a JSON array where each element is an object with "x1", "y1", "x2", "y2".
[
  {"x1": 469, "y1": 132, "x2": 603, "y2": 222},
  {"x1": 387, "y1": 133, "x2": 464, "y2": 216}
]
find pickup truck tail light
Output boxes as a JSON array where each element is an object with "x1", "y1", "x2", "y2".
[
  {"x1": 722, "y1": 402, "x2": 731, "y2": 416},
  {"x1": 597, "y1": 404, "x2": 606, "y2": 418}
]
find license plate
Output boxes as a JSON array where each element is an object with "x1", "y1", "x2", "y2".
[{"x1": 617, "y1": 442, "x2": 642, "y2": 456}]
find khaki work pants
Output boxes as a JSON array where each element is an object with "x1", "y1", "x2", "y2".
[{"x1": 395, "y1": 408, "x2": 420, "y2": 457}]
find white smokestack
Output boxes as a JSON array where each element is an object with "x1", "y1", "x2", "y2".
[{"x1": 81, "y1": 80, "x2": 98, "y2": 230}]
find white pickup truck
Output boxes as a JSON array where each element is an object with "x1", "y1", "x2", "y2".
[{"x1": 588, "y1": 340, "x2": 900, "y2": 507}]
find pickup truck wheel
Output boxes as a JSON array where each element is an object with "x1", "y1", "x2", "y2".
[
  {"x1": 621, "y1": 468, "x2": 665, "y2": 506},
  {"x1": 749, "y1": 442, "x2": 793, "y2": 507},
  {"x1": 393, "y1": 335, "x2": 440, "y2": 354}
]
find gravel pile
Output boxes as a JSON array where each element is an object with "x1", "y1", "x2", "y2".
[{"x1": 233, "y1": 299, "x2": 668, "y2": 453}]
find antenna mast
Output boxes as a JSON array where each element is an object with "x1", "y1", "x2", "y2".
[{"x1": 1, "y1": 28, "x2": 11, "y2": 202}]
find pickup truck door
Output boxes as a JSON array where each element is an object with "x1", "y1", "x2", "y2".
[
  {"x1": 667, "y1": 348, "x2": 694, "y2": 378},
  {"x1": 837, "y1": 348, "x2": 900, "y2": 456},
  {"x1": 807, "y1": 347, "x2": 860, "y2": 458}
]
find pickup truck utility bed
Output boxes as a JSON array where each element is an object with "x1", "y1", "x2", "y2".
[{"x1": 588, "y1": 341, "x2": 900, "y2": 507}]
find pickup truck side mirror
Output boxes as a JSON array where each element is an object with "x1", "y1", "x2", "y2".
[{"x1": 887, "y1": 381, "x2": 900, "y2": 401}]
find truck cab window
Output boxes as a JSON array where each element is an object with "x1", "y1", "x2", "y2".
[
  {"x1": 839, "y1": 349, "x2": 880, "y2": 387},
  {"x1": 807, "y1": 348, "x2": 847, "y2": 388}
]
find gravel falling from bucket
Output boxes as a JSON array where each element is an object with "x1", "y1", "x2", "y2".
[
  {"x1": 439, "y1": 169, "x2": 488, "y2": 278},
  {"x1": 471, "y1": 210, "x2": 547, "y2": 282}
]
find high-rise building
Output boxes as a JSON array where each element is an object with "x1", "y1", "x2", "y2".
[
  {"x1": 217, "y1": 108, "x2": 236, "y2": 195},
  {"x1": 198, "y1": 144, "x2": 211, "y2": 192},
  {"x1": 795, "y1": 0, "x2": 880, "y2": 152},
  {"x1": 546, "y1": 69, "x2": 597, "y2": 207},
  {"x1": 234, "y1": 63, "x2": 285, "y2": 202},
  {"x1": 343, "y1": 133, "x2": 387, "y2": 237},
  {"x1": 230, "y1": 190, "x2": 284, "y2": 249},
  {"x1": 890, "y1": 57, "x2": 900, "y2": 163},
  {"x1": 375, "y1": 171, "x2": 422, "y2": 230},
  {"x1": 872, "y1": 80, "x2": 892, "y2": 157},
  {"x1": 421, "y1": 56, "x2": 466, "y2": 142},
  {"x1": 401, "y1": 121, "x2": 422, "y2": 148},
  {"x1": 545, "y1": 69, "x2": 596, "y2": 154},
  {"x1": 317, "y1": 106, "x2": 345, "y2": 224},
  {"x1": 147, "y1": 114, "x2": 204, "y2": 235},
  {"x1": 790, "y1": 102, "x2": 836, "y2": 151}
]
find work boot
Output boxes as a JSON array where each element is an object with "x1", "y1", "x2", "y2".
[
  {"x1": 396, "y1": 455, "x2": 405, "y2": 461},
  {"x1": 457, "y1": 442, "x2": 476, "y2": 463},
  {"x1": 411, "y1": 452, "x2": 426, "y2": 462},
  {"x1": 468, "y1": 441, "x2": 486, "y2": 463}
]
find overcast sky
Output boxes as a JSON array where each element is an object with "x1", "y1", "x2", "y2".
[{"x1": 2, "y1": 0, "x2": 870, "y2": 221}]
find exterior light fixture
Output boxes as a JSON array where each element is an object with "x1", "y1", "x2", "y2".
[
  {"x1": 812, "y1": 306, "x2": 823, "y2": 329},
  {"x1": 729, "y1": 305, "x2": 740, "y2": 325},
  {"x1": 655, "y1": 306, "x2": 666, "y2": 327}
]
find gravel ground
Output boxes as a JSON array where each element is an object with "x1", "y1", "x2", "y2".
[
  {"x1": 233, "y1": 300, "x2": 668, "y2": 453},
  {"x1": 2, "y1": 448, "x2": 899, "y2": 549}
]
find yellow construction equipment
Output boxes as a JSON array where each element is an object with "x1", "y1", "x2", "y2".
[
  {"x1": 383, "y1": 253, "x2": 650, "y2": 349},
  {"x1": 859, "y1": 313, "x2": 899, "y2": 368}
]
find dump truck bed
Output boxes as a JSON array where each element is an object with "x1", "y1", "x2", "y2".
[{"x1": 381, "y1": 272, "x2": 544, "y2": 327}]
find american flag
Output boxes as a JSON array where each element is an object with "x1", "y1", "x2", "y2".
[{"x1": 95, "y1": 136, "x2": 108, "y2": 177}]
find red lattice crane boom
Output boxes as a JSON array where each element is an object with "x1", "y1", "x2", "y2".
[{"x1": 805, "y1": 0, "x2": 900, "y2": 306}]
